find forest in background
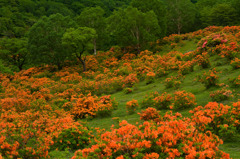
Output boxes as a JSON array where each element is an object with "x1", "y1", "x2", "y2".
[{"x1": 1, "y1": 0, "x2": 240, "y2": 72}]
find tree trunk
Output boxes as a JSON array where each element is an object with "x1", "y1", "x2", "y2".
[
  {"x1": 80, "y1": 58, "x2": 86, "y2": 72},
  {"x1": 57, "y1": 63, "x2": 63, "y2": 70},
  {"x1": 93, "y1": 39, "x2": 97, "y2": 55}
]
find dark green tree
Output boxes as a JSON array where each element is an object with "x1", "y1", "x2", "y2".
[
  {"x1": 166, "y1": 0, "x2": 196, "y2": 34},
  {"x1": 108, "y1": 6, "x2": 160, "y2": 53},
  {"x1": 76, "y1": 6, "x2": 107, "y2": 54},
  {"x1": 0, "y1": 37, "x2": 28, "y2": 71},
  {"x1": 62, "y1": 27, "x2": 97, "y2": 72},
  {"x1": 28, "y1": 13, "x2": 76, "y2": 69},
  {"x1": 210, "y1": 3, "x2": 237, "y2": 26},
  {"x1": 131, "y1": 0, "x2": 167, "y2": 37},
  {"x1": 230, "y1": 0, "x2": 240, "y2": 24},
  {"x1": 0, "y1": 59, "x2": 13, "y2": 75}
]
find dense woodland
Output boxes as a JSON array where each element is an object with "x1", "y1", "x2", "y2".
[{"x1": 1, "y1": 0, "x2": 240, "y2": 71}]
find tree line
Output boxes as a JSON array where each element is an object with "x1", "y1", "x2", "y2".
[{"x1": 1, "y1": 0, "x2": 240, "y2": 71}]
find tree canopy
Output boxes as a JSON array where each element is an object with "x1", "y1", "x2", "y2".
[
  {"x1": 28, "y1": 13, "x2": 76, "y2": 69},
  {"x1": 1, "y1": 0, "x2": 240, "y2": 71},
  {"x1": 108, "y1": 6, "x2": 160, "y2": 53},
  {"x1": 62, "y1": 27, "x2": 97, "y2": 71}
]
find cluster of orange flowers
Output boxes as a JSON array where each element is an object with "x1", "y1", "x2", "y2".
[
  {"x1": 230, "y1": 57, "x2": 240, "y2": 69},
  {"x1": 126, "y1": 99, "x2": 139, "y2": 114},
  {"x1": 190, "y1": 102, "x2": 240, "y2": 140},
  {"x1": 72, "y1": 111, "x2": 230, "y2": 159},
  {"x1": 173, "y1": 90, "x2": 196, "y2": 109},
  {"x1": 65, "y1": 94, "x2": 117, "y2": 119},
  {"x1": 199, "y1": 68, "x2": 219, "y2": 88}
]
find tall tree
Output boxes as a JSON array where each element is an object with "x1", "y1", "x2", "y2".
[
  {"x1": 230, "y1": 0, "x2": 240, "y2": 24},
  {"x1": 0, "y1": 38, "x2": 28, "y2": 71},
  {"x1": 62, "y1": 27, "x2": 97, "y2": 72},
  {"x1": 198, "y1": 2, "x2": 237, "y2": 27},
  {"x1": 108, "y1": 6, "x2": 160, "y2": 53},
  {"x1": 210, "y1": 3, "x2": 237, "y2": 26},
  {"x1": 76, "y1": 6, "x2": 107, "y2": 54},
  {"x1": 131, "y1": 0, "x2": 167, "y2": 37},
  {"x1": 28, "y1": 13, "x2": 76, "y2": 69},
  {"x1": 166, "y1": 0, "x2": 196, "y2": 34}
]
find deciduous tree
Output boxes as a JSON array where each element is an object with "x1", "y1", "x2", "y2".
[
  {"x1": 28, "y1": 13, "x2": 76, "y2": 69},
  {"x1": 62, "y1": 27, "x2": 97, "y2": 72},
  {"x1": 0, "y1": 37, "x2": 28, "y2": 71},
  {"x1": 76, "y1": 6, "x2": 107, "y2": 54},
  {"x1": 108, "y1": 7, "x2": 160, "y2": 53},
  {"x1": 166, "y1": 0, "x2": 196, "y2": 34},
  {"x1": 131, "y1": 0, "x2": 167, "y2": 37}
]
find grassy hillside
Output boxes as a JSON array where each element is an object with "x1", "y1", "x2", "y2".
[{"x1": 0, "y1": 26, "x2": 240, "y2": 159}]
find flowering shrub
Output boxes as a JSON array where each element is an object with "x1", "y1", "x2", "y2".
[
  {"x1": 146, "y1": 72, "x2": 156, "y2": 84},
  {"x1": 164, "y1": 76, "x2": 181, "y2": 89},
  {"x1": 51, "y1": 127, "x2": 91, "y2": 151},
  {"x1": 126, "y1": 99, "x2": 139, "y2": 114},
  {"x1": 210, "y1": 87, "x2": 233, "y2": 102},
  {"x1": 122, "y1": 73, "x2": 139, "y2": 88},
  {"x1": 195, "y1": 52, "x2": 211, "y2": 68},
  {"x1": 97, "y1": 95, "x2": 118, "y2": 116},
  {"x1": 155, "y1": 67, "x2": 168, "y2": 78},
  {"x1": 141, "y1": 92, "x2": 159, "y2": 108},
  {"x1": 134, "y1": 66, "x2": 153, "y2": 81},
  {"x1": 230, "y1": 57, "x2": 240, "y2": 69},
  {"x1": 198, "y1": 33, "x2": 228, "y2": 51},
  {"x1": 229, "y1": 75, "x2": 240, "y2": 87},
  {"x1": 154, "y1": 92, "x2": 172, "y2": 110},
  {"x1": 72, "y1": 116, "x2": 229, "y2": 159},
  {"x1": 123, "y1": 87, "x2": 133, "y2": 94},
  {"x1": 178, "y1": 61, "x2": 194, "y2": 75},
  {"x1": 190, "y1": 102, "x2": 240, "y2": 140},
  {"x1": 69, "y1": 94, "x2": 115, "y2": 119},
  {"x1": 199, "y1": 68, "x2": 219, "y2": 88},
  {"x1": 173, "y1": 90, "x2": 196, "y2": 109},
  {"x1": 138, "y1": 107, "x2": 161, "y2": 122},
  {"x1": 121, "y1": 53, "x2": 136, "y2": 61},
  {"x1": 0, "y1": 109, "x2": 92, "y2": 159},
  {"x1": 213, "y1": 41, "x2": 239, "y2": 60}
]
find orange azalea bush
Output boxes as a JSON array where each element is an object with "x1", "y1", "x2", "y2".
[
  {"x1": 190, "y1": 102, "x2": 240, "y2": 140},
  {"x1": 173, "y1": 90, "x2": 196, "y2": 109},
  {"x1": 146, "y1": 72, "x2": 156, "y2": 84},
  {"x1": 72, "y1": 114, "x2": 229, "y2": 159},
  {"x1": 154, "y1": 92, "x2": 173, "y2": 110},
  {"x1": 0, "y1": 109, "x2": 92, "y2": 158},
  {"x1": 68, "y1": 94, "x2": 116, "y2": 119},
  {"x1": 178, "y1": 60, "x2": 194, "y2": 75},
  {"x1": 122, "y1": 73, "x2": 139, "y2": 88},
  {"x1": 230, "y1": 75, "x2": 240, "y2": 87},
  {"x1": 138, "y1": 107, "x2": 161, "y2": 122},
  {"x1": 126, "y1": 99, "x2": 139, "y2": 114},
  {"x1": 199, "y1": 68, "x2": 219, "y2": 88},
  {"x1": 214, "y1": 41, "x2": 239, "y2": 60},
  {"x1": 195, "y1": 52, "x2": 211, "y2": 68},
  {"x1": 230, "y1": 57, "x2": 240, "y2": 69},
  {"x1": 141, "y1": 92, "x2": 160, "y2": 108},
  {"x1": 164, "y1": 76, "x2": 181, "y2": 89}
]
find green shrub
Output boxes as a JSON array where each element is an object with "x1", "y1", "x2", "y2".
[
  {"x1": 51, "y1": 127, "x2": 91, "y2": 151},
  {"x1": 141, "y1": 92, "x2": 159, "y2": 108},
  {"x1": 123, "y1": 88, "x2": 133, "y2": 94}
]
